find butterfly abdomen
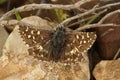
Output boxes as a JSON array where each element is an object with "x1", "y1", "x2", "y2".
[{"x1": 51, "y1": 26, "x2": 66, "y2": 62}]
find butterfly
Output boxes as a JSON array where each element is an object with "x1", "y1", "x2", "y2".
[{"x1": 18, "y1": 24, "x2": 96, "y2": 64}]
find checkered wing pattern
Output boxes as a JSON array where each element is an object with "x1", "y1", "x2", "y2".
[
  {"x1": 18, "y1": 25, "x2": 96, "y2": 64},
  {"x1": 19, "y1": 25, "x2": 53, "y2": 61},
  {"x1": 60, "y1": 31, "x2": 96, "y2": 64}
]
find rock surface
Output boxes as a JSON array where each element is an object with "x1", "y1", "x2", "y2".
[
  {"x1": 93, "y1": 58, "x2": 120, "y2": 80},
  {"x1": 0, "y1": 26, "x2": 9, "y2": 54},
  {"x1": 96, "y1": 10, "x2": 120, "y2": 59},
  {"x1": 0, "y1": 16, "x2": 91, "y2": 80},
  {"x1": 21, "y1": 16, "x2": 57, "y2": 30}
]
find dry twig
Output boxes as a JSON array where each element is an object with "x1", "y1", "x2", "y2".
[
  {"x1": 101, "y1": 28, "x2": 115, "y2": 37},
  {"x1": 75, "y1": 23, "x2": 120, "y2": 31},
  {"x1": 99, "y1": 9, "x2": 120, "y2": 23},
  {"x1": 61, "y1": 2, "x2": 120, "y2": 25},
  {"x1": 1, "y1": 20, "x2": 119, "y2": 32},
  {"x1": 67, "y1": 9, "x2": 108, "y2": 28},
  {"x1": 1, "y1": 20, "x2": 36, "y2": 28},
  {"x1": 0, "y1": 1, "x2": 120, "y2": 26},
  {"x1": 0, "y1": 0, "x2": 91, "y2": 22},
  {"x1": 0, "y1": 0, "x2": 120, "y2": 31},
  {"x1": 113, "y1": 48, "x2": 120, "y2": 60}
]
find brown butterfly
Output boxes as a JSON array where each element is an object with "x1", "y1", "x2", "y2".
[{"x1": 18, "y1": 25, "x2": 96, "y2": 64}]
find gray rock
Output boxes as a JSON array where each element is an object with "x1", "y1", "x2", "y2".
[
  {"x1": 93, "y1": 58, "x2": 120, "y2": 80},
  {"x1": 0, "y1": 26, "x2": 9, "y2": 54},
  {"x1": 0, "y1": 16, "x2": 91, "y2": 80}
]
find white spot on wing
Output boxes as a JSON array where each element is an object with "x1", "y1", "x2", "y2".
[
  {"x1": 70, "y1": 51, "x2": 74, "y2": 55},
  {"x1": 25, "y1": 26, "x2": 29, "y2": 32},
  {"x1": 28, "y1": 35, "x2": 31, "y2": 38},
  {"x1": 77, "y1": 54, "x2": 80, "y2": 56},
  {"x1": 33, "y1": 40, "x2": 37, "y2": 43},
  {"x1": 37, "y1": 31, "x2": 40, "y2": 35},
  {"x1": 32, "y1": 36, "x2": 35, "y2": 40},
  {"x1": 70, "y1": 50, "x2": 74, "y2": 54},
  {"x1": 90, "y1": 38, "x2": 92, "y2": 41},
  {"x1": 67, "y1": 58, "x2": 70, "y2": 61},
  {"x1": 83, "y1": 50, "x2": 87, "y2": 53},
  {"x1": 87, "y1": 33, "x2": 90, "y2": 38},
  {"x1": 76, "y1": 35, "x2": 79, "y2": 39},
  {"x1": 82, "y1": 35, "x2": 84, "y2": 39},
  {"x1": 39, "y1": 46, "x2": 43, "y2": 50},
  {"x1": 74, "y1": 58, "x2": 78, "y2": 62},
  {"x1": 89, "y1": 44, "x2": 92, "y2": 48},
  {"x1": 64, "y1": 63, "x2": 67, "y2": 66},
  {"x1": 22, "y1": 31, "x2": 24, "y2": 34},
  {"x1": 83, "y1": 40, "x2": 86, "y2": 43},
  {"x1": 75, "y1": 47, "x2": 79, "y2": 52},
  {"x1": 41, "y1": 54, "x2": 43, "y2": 57},
  {"x1": 80, "y1": 41, "x2": 82, "y2": 44},
  {"x1": 31, "y1": 30, "x2": 34, "y2": 34},
  {"x1": 26, "y1": 44, "x2": 29, "y2": 47},
  {"x1": 73, "y1": 40, "x2": 75, "y2": 43}
]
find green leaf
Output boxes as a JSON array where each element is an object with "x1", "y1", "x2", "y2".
[
  {"x1": 86, "y1": 13, "x2": 99, "y2": 25},
  {"x1": 55, "y1": 9, "x2": 69, "y2": 22},
  {"x1": 13, "y1": 8, "x2": 22, "y2": 21},
  {"x1": 79, "y1": 14, "x2": 99, "y2": 27},
  {"x1": 80, "y1": 22, "x2": 85, "y2": 27},
  {"x1": 0, "y1": 0, "x2": 7, "y2": 4}
]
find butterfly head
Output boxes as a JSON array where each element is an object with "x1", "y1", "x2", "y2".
[{"x1": 55, "y1": 24, "x2": 65, "y2": 33}]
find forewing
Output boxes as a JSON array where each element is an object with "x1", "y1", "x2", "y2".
[
  {"x1": 60, "y1": 31, "x2": 96, "y2": 64},
  {"x1": 18, "y1": 25, "x2": 53, "y2": 61}
]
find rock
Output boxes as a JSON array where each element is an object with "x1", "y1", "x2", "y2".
[
  {"x1": 0, "y1": 26, "x2": 9, "y2": 54},
  {"x1": 96, "y1": 10, "x2": 120, "y2": 59},
  {"x1": 93, "y1": 58, "x2": 120, "y2": 80},
  {"x1": 3, "y1": 16, "x2": 57, "y2": 33},
  {"x1": 21, "y1": 16, "x2": 57, "y2": 30},
  {"x1": 0, "y1": 16, "x2": 92, "y2": 80}
]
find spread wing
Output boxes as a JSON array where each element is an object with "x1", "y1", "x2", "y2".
[
  {"x1": 60, "y1": 31, "x2": 96, "y2": 64},
  {"x1": 18, "y1": 25, "x2": 96, "y2": 64},
  {"x1": 18, "y1": 25, "x2": 53, "y2": 61}
]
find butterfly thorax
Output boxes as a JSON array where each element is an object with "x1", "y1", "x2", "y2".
[{"x1": 51, "y1": 26, "x2": 66, "y2": 62}]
